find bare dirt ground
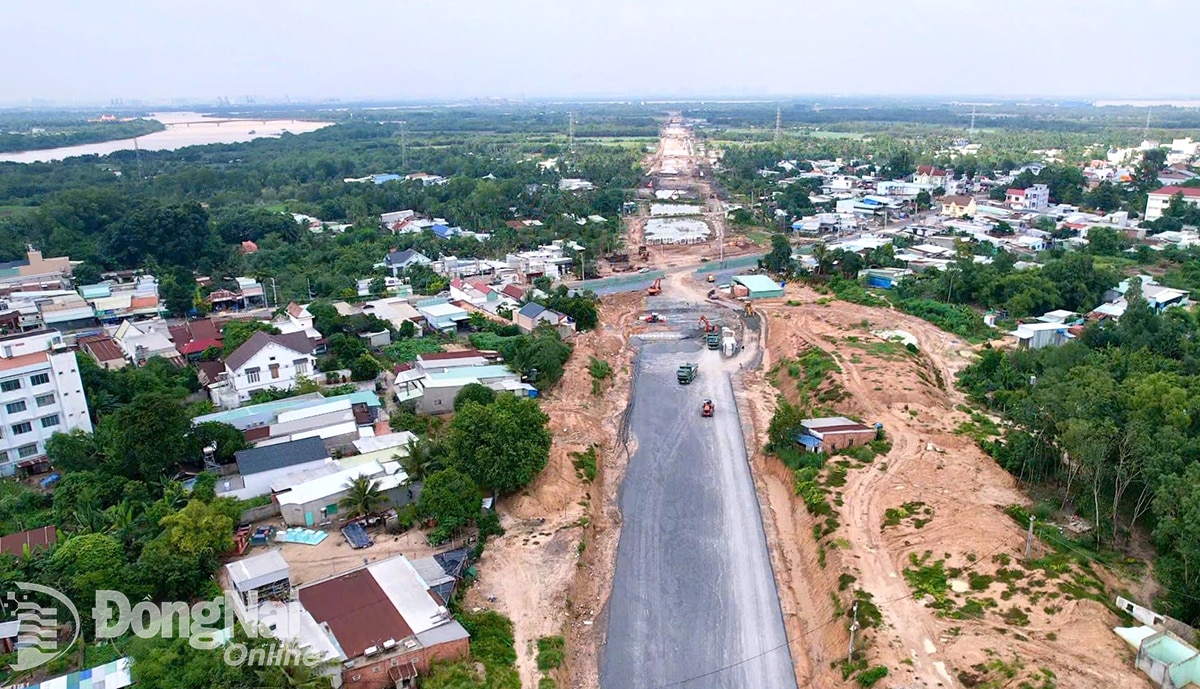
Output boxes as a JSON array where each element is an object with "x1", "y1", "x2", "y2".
[
  {"x1": 742, "y1": 284, "x2": 1150, "y2": 688},
  {"x1": 465, "y1": 292, "x2": 643, "y2": 689}
]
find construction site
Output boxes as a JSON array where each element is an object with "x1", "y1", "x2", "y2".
[{"x1": 470, "y1": 115, "x2": 1151, "y2": 689}]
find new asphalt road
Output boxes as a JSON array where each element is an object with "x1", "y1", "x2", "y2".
[{"x1": 600, "y1": 342, "x2": 797, "y2": 689}]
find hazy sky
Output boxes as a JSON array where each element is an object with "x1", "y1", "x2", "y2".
[{"x1": 3, "y1": 0, "x2": 1197, "y2": 104}]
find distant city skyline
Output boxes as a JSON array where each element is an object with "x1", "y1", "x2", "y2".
[{"x1": 2, "y1": 0, "x2": 1198, "y2": 106}]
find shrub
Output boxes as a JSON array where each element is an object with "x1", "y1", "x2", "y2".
[
  {"x1": 857, "y1": 666, "x2": 889, "y2": 687},
  {"x1": 536, "y1": 636, "x2": 565, "y2": 671}
]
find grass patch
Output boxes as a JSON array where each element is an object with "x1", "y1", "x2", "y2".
[
  {"x1": 857, "y1": 666, "x2": 889, "y2": 687},
  {"x1": 384, "y1": 337, "x2": 446, "y2": 363},
  {"x1": 536, "y1": 636, "x2": 565, "y2": 671},
  {"x1": 570, "y1": 446, "x2": 598, "y2": 483},
  {"x1": 903, "y1": 551, "x2": 949, "y2": 603}
]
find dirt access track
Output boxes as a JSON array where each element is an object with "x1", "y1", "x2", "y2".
[{"x1": 741, "y1": 284, "x2": 1151, "y2": 688}]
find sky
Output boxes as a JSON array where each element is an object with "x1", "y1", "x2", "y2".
[{"x1": 2, "y1": 0, "x2": 1198, "y2": 105}]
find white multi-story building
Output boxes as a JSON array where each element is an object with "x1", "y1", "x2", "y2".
[
  {"x1": 1146, "y1": 186, "x2": 1200, "y2": 221},
  {"x1": 0, "y1": 330, "x2": 92, "y2": 474},
  {"x1": 1006, "y1": 183, "x2": 1050, "y2": 211}
]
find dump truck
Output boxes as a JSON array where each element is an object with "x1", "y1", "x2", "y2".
[
  {"x1": 701, "y1": 399, "x2": 714, "y2": 417},
  {"x1": 706, "y1": 273, "x2": 715, "y2": 283},
  {"x1": 677, "y1": 363, "x2": 698, "y2": 385},
  {"x1": 705, "y1": 332, "x2": 721, "y2": 350}
]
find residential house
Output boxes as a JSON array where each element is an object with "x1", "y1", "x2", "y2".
[
  {"x1": 113, "y1": 319, "x2": 184, "y2": 367},
  {"x1": 940, "y1": 195, "x2": 977, "y2": 218},
  {"x1": 380, "y1": 210, "x2": 416, "y2": 232},
  {"x1": 1157, "y1": 169, "x2": 1196, "y2": 187},
  {"x1": 384, "y1": 249, "x2": 433, "y2": 277},
  {"x1": 194, "y1": 390, "x2": 382, "y2": 447},
  {"x1": 415, "y1": 299, "x2": 470, "y2": 334},
  {"x1": 77, "y1": 334, "x2": 128, "y2": 370},
  {"x1": 449, "y1": 278, "x2": 499, "y2": 308},
  {"x1": 225, "y1": 550, "x2": 291, "y2": 608},
  {"x1": 241, "y1": 240, "x2": 258, "y2": 254},
  {"x1": 0, "y1": 330, "x2": 92, "y2": 475},
  {"x1": 234, "y1": 277, "x2": 267, "y2": 308},
  {"x1": 395, "y1": 350, "x2": 534, "y2": 413},
  {"x1": 1011, "y1": 322, "x2": 1070, "y2": 349},
  {"x1": 215, "y1": 330, "x2": 317, "y2": 406},
  {"x1": 82, "y1": 276, "x2": 163, "y2": 323},
  {"x1": 913, "y1": 165, "x2": 951, "y2": 188},
  {"x1": 220, "y1": 437, "x2": 332, "y2": 500},
  {"x1": 357, "y1": 297, "x2": 425, "y2": 334},
  {"x1": 288, "y1": 554, "x2": 470, "y2": 689},
  {"x1": 272, "y1": 302, "x2": 327, "y2": 354},
  {"x1": 168, "y1": 318, "x2": 223, "y2": 360},
  {"x1": 794, "y1": 417, "x2": 877, "y2": 453},
  {"x1": 1146, "y1": 186, "x2": 1200, "y2": 221},
  {"x1": 405, "y1": 172, "x2": 448, "y2": 186},
  {"x1": 33, "y1": 292, "x2": 96, "y2": 331},
  {"x1": 559, "y1": 178, "x2": 595, "y2": 191},
  {"x1": 514, "y1": 302, "x2": 575, "y2": 335},
  {"x1": 1006, "y1": 184, "x2": 1050, "y2": 211},
  {"x1": 276, "y1": 461, "x2": 410, "y2": 527}
]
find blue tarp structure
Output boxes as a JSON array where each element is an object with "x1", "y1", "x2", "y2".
[
  {"x1": 795, "y1": 434, "x2": 822, "y2": 450},
  {"x1": 342, "y1": 522, "x2": 374, "y2": 549}
]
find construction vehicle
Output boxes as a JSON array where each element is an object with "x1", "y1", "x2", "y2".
[
  {"x1": 744, "y1": 301, "x2": 755, "y2": 317},
  {"x1": 647, "y1": 277, "x2": 663, "y2": 296},
  {"x1": 677, "y1": 363, "x2": 698, "y2": 385},
  {"x1": 706, "y1": 274, "x2": 715, "y2": 283},
  {"x1": 705, "y1": 332, "x2": 721, "y2": 350},
  {"x1": 707, "y1": 289, "x2": 719, "y2": 300},
  {"x1": 642, "y1": 313, "x2": 663, "y2": 323},
  {"x1": 701, "y1": 399, "x2": 714, "y2": 417},
  {"x1": 698, "y1": 316, "x2": 718, "y2": 333},
  {"x1": 638, "y1": 245, "x2": 650, "y2": 262}
]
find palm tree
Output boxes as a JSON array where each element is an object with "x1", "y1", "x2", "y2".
[
  {"x1": 255, "y1": 648, "x2": 337, "y2": 688},
  {"x1": 399, "y1": 437, "x2": 444, "y2": 482},
  {"x1": 339, "y1": 476, "x2": 389, "y2": 521},
  {"x1": 812, "y1": 243, "x2": 830, "y2": 277}
]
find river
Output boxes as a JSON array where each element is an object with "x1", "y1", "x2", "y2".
[{"x1": 0, "y1": 111, "x2": 334, "y2": 163}]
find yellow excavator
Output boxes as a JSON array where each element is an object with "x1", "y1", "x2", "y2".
[{"x1": 744, "y1": 301, "x2": 754, "y2": 317}]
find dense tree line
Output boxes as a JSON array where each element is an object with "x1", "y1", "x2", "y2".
[
  {"x1": 959, "y1": 281, "x2": 1200, "y2": 623},
  {"x1": 0, "y1": 117, "x2": 164, "y2": 153}
]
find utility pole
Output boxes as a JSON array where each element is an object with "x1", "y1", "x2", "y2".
[
  {"x1": 774, "y1": 105, "x2": 782, "y2": 143},
  {"x1": 1024, "y1": 515, "x2": 1036, "y2": 561},
  {"x1": 1143, "y1": 109, "x2": 1152, "y2": 142},
  {"x1": 969, "y1": 105, "x2": 977, "y2": 139},
  {"x1": 847, "y1": 601, "x2": 859, "y2": 664},
  {"x1": 268, "y1": 277, "x2": 278, "y2": 308},
  {"x1": 399, "y1": 121, "x2": 408, "y2": 170}
]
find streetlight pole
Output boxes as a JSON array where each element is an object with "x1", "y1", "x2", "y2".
[{"x1": 268, "y1": 278, "x2": 278, "y2": 308}]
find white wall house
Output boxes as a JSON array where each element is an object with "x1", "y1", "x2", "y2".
[
  {"x1": 215, "y1": 331, "x2": 317, "y2": 407},
  {"x1": 0, "y1": 330, "x2": 92, "y2": 475},
  {"x1": 1145, "y1": 186, "x2": 1200, "y2": 221}
]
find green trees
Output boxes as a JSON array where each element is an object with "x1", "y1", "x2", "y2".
[
  {"x1": 915, "y1": 190, "x2": 932, "y2": 211},
  {"x1": 349, "y1": 353, "x2": 382, "y2": 381},
  {"x1": 448, "y1": 395, "x2": 551, "y2": 494},
  {"x1": 417, "y1": 468, "x2": 481, "y2": 534},
  {"x1": 504, "y1": 326, "x2": 573, "y2": 390},
  {"x1": 158, "y1": 499, "x2": 236, "y2": 559},
  {"x1": 539, "y1": 286, "x2": 600, "y2": 331},
  {"x1": 222, "y1": 321, "x2": 281, "y2": 356},
  {"x1": 958, "y1": 297, "x2": 1200, "y2": 623},
  {"x1": 339, "y1": 476, "x2": 389, "y2": 520},
  {"x1": 103, "y1": 392, "x2": 192, "y2": 480},
  {"x1": 454, "y1": 383, "x2": 497, "y2": 411},
  {"x1": 763, "y1": 233, "x2": 795, "y2": 275}
]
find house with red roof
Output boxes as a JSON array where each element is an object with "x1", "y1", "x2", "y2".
[
  {"x1": 1146, "y1": 185, "x2": 1200, "y2": 221},
  {"x1": 448, "y1": 278, "x2": 499, "y2": 308},
  {"x1": 169, "y1": 318, "x2": 223, "y2": 360},
  {"x1": 913, "y1": 165, "x2": 951, "y2": 188}
]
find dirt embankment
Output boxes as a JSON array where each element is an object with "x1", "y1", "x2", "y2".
[
  {"x1": 742, "y1": 284, "x2": 1150, "y2": 689},
  {"x1": 466, "y1": 294, "x2": 641, "y2": 689}
]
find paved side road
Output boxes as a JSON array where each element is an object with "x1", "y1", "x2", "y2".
[{"x1": 600, "y1": 343, "x2": 797, "y2": 689}]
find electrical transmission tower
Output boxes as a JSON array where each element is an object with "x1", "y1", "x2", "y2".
[
  {"x1": 568, "y1": 111, "x2": 577, "y2": 158},
  {"x1": 1144, "y1": 109, "x2": 1152, "y2": 141},
  {"x1": 774, "y1": 106, "x2": 782, "y2": 142},
  {"x1": 969, "y1": 105, "x2": 977, "y2": 138}
]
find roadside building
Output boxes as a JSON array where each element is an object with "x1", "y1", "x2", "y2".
[
  {"x1": 731, "y1": 275, "x2": 785, "y2": 299},
  {"x1": 0, "y1": 330, "x2": 92, "y2": 475},
  {"x1": 0, "y1": 247, "x2": 73, "y2": 292},
  {"x1": 795, "y1": 417, "x2": 876, "y2": 453},
  {"x1": 168, "y1": 318, "x2": 223, "y2": 360},
  {"x1": 1006, "y1": 184, "x2": 1050, "y2": 211},
  {"x1": 1115, "y1": 625, "x2": 1200, "y2": 689}
]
